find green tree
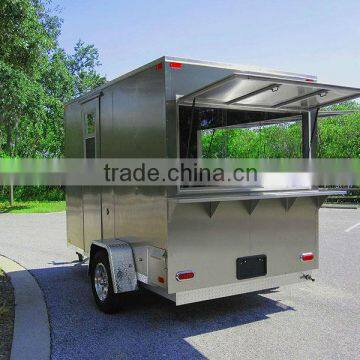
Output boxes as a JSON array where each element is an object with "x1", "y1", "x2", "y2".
[
  {"x1": 201, "y1": 102, "x2": 360, "y2": 160},
  {"x1": 0, "y1": 0, "x2": 51, "y2": 156},
  {"x1": 0, "y1": 0, "x2": 106, "y2": 202},
  {"x1": 0, "y1": 0, "x2": 106, "y2": 158},
  {"x1": 67, "y1": 40, "x2": 106, "y2": 97}
]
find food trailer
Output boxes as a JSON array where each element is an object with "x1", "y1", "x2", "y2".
[{"x1": 65, "y1": 57, "x2": 360, "y2": 313}]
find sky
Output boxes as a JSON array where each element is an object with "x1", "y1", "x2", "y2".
[{"x1": 52, "y1": 0, "x2": 360, "y2": 87}]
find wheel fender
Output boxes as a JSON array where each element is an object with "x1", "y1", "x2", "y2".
[{"x1": 90, "y1": 239, "x2": 138, "y2": 293}]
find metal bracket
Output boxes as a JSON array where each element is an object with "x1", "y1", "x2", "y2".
[
  {"x1": 91, "y1": 239, "x2": 138, "y2": 293},
  {"x1": 226, "y1": 83, "x2": 281, "y2": 104},
  {"x1": 313, "y1": 196, "x2": 328, "y2": 209},
  {"x1": 281, "y1": 197, "x2": 297, "y2": 211},
  {"x1": 243, "y1": 199, "x2": 260, "y2": 215},
  {"x1": 206, "y1": 201, "x2": 220, "y2": 218}
]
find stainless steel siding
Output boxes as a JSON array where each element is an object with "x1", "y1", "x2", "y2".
[
  {"x1": 110, "y1": 67, "x2": 168, "y2": 248},
  {"x1": 81, "y1": 99, "x2": 102, "y2": 253},
  {"x1": 100, "y1": 91, "x2": 115, "y2": 240},
  {"x1": 167, "y1": 197, "x2": 318, "y2": 293},
  {"x1": 64, "y1": 103, "x2": 84, "y2": 250}
]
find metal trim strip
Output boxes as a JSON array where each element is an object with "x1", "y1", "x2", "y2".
[{"x1": 175, "y1": 271, "x2": 311, "y2": 305}]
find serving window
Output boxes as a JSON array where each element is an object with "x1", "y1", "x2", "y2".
[
  {"x1": 177, "y1": 73, "x2": 360, "y2": 161},
  {"x1": 178, "y1": 106, "x2": 301, "y2": 159}
]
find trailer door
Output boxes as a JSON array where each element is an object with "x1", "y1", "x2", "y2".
[
  {"x1": 81, "y1": 98, "x2": 102, "y2": 253},
  {"x1": 177, "y1": 73, "x2": 360, "y2": 112},
  {"x1": 99, "y1": 92, "x2": 115, "y2": 241}
]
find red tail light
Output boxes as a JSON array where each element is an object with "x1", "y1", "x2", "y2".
[
  {"x1": 176, "y1": 271, "x2": 194, "y2": 281},
  {"x1": 169, "y1": 62, "x2": 182, "y2": 69},
  {"x1": 300, "y1": 252, "x2": 314, "y2": 262},
  {"x1": 158, "y1": 276, "x2": 165, "y2": 284}
]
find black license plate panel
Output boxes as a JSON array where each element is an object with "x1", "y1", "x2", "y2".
[{"x1": 236, "y1": 255, "x2": 267, "y2": 280}]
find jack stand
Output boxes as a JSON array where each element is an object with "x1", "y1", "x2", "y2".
[{"x1": 76, "y1": 252, "x2": 84, "y2": 262}]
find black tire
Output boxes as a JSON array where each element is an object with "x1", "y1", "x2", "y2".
[{"x1": 90, "y1": 251, "x2": 121, "y2": 313}]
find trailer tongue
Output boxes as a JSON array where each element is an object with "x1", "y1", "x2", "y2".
[{"x1": 65, "y1": 57, "x2": 359, "y2": 312}]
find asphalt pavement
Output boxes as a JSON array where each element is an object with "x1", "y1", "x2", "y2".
[{"x1": 0, "y1": 209, "x2": 359, "y2": 359}]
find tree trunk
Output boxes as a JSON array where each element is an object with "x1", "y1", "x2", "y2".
[
  {"x1": 6, "y1": 121, "x2": 12, "y2": 156},
  {"x1": 10, "y1": 185, "x2": 14, "y2": 206},
  {"x1": 6, "y1": 119, "x2": 15, "y2": 205}
]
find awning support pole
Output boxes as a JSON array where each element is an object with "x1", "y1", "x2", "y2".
[
  {"x1": 272, "y1": 89, "x2": 328, "y2": 108},
  {"x1": 226, "y1": 83, "x2": 281, "y2": 105},
  {"x1": 302, "y1": 110, "x2": 318, "y2": 158}
]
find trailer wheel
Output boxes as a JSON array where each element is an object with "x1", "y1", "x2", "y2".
[{"x1": 91, "y1": 251, "x2": 120, "y2": 313}]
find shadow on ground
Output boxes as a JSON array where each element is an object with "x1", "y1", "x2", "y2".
[{"x1": 29, "y1": 263, "x2": 294, "y2": 360}]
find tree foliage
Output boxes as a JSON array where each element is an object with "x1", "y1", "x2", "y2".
[
  {"x1": 0, "y1": 0, "x2": 106, "y2": 201},
  {"x1": 201, "y1": 102, "x2": 360, "y2": 159},
  {"x1": 200, "y1": 104, "x2": 360, "y2": 203},
  {"x1": 0, "y1": 0, "x2": 106, "y2": 158},
  {"x1": 67, "y1": 40, "x2": 106, "y2": 97}
]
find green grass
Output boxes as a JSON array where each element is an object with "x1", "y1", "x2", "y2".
[{"x1": 0, "y1": 201, "x2": 66, "y2": 214}]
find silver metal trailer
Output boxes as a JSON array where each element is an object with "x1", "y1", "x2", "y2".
[{"x1": 65, "y1": 57, "x2": 360, "y2": 313}]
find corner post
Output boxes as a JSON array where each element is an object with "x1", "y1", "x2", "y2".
[{"x1": 302, "y1": 109, "x2": 318, "y2": 158}]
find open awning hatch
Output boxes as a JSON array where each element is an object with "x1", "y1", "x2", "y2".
[{"x1": 178, "y1": 73, "x2": 360, "y2": 113}]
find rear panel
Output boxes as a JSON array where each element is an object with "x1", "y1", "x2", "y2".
[{"x1": 167, "y1": 197, "x2": 318, "y2": 294}]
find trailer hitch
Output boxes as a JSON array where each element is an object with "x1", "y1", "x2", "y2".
[{"x1": 301, "y1": 274, "x2": 315, "y2": 282}]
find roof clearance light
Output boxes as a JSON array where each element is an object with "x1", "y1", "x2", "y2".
[
  {"x1": 305, "y1": 79, "x2": 314, "y2": 83},
  {"x1": 176, "y1": 270, "x2": 195, "y2": 281},
  {"x1": 300, "y1": 252, "x2": 314, "y2": 262},
  {"x1": 169, "y1": 62, "x2": 182, "y2": 69},
  {"x1": 155, "y1": 63, "x2": 163, "y2": 70}
]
